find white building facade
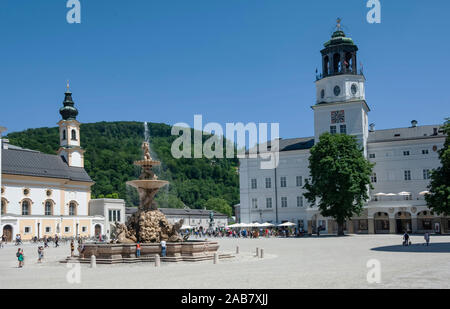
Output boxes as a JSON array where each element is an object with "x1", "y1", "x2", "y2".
[
  {"x1": 1, "y1": 87, "x2": 106, "y2": 242},
  {"x1": 239, "y1": 27, "x2": 449, "y2": 234}
]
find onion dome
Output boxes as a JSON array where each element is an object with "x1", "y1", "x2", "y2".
[{"x1": 59, "y1": 82, "x2": 78, "y2": 121}]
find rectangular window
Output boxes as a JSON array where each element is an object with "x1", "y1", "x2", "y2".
[
  {"x1": 423, "y1": 169, "x2": 431, "y2": 180},
  {"x1": 64, "y1": 227, "x2": 70, "y2": 233},
  {"x1": 280, "y1": 177, "x2": 287, "y2": 188},
  {"x1": 371, "y1": 173, "x2": 377, "y2": 183},
  {"x1": 266, "y1": 198, "x2": 272, "y2": 209},
  {"x1": 252, "y1": 198, "x2": 258, "y2": 209},
  {"x1": 340, "y1": 124, "x2": 347, "y2": 134},
  {"x1": 330, "y1": 126, "x2": 337, "y2": 134},
  {"x1": 296, "y1": 176, "x2": 303, "y2": 187},
  {"x1": 24, "y1": 227, "x2": 31, "y2": 234},
  {"x1": 108, "y1": 210, "x2": 112, "y2": 222},
  {"x1": 265, "y1": 178, "x2": 271, "y2": 189},
  {"x1": 422, "y1": 149, "x2": 429, "y2": 155},
  {"x1": 113, "y1": 210, "x2": 117, "y2": 222},
  {"x1": 251, "y1": 178, "x2": 257, "y2": 189},
  {"x1": 45, "y1": 227, "x2": 51, "y2": 233},
  {"x1": 404, "y1": 170, "x2": 411, "y2": 181},
  {"x1": 281, "y1": 197, "x2": 288, "y2": 208},
  {"x1": 117, "y1": 210, "x2": 121, "y2": 222},
  {"x1": 403, "y1": 151, "x2": 410, "y2": 156},
  {"x1": 369, "y1": 153, "x2": 376, "y2": 159},
  {"x1": 297, "y1": 196, "x2": 303, "y2": 207},
  {"x1": 82, "y1": 226, "x2": 87, "y2": 233}
]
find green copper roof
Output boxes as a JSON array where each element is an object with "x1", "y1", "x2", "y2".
[
  {"x1": 324, "y1": 30, "x2": 355, "y2": 47},
  {"x1": 59, "y1": 91, "x2": 78, "y2": 120}
]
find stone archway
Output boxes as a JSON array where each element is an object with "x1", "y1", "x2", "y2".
[
  {"x1": 2, "y1": 225, "x2": 13, "y2": 242},
  {"x1": 395, "y1": 211, "x2": 412, "y2": 234},
  {"x1": 374, "y1": 212, "x2": 390, "y2": 234}
]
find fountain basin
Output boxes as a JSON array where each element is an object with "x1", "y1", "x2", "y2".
[
  {"x1": 126, "y1": 179, "x2": 169, "y2": 190},
  {"x1": 61, "y1": 240, "x2": 233, "y2": 264}
]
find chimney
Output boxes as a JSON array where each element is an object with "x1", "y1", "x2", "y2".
[
  {"x1": 411, "y1": 120, "x2": 418, "y2": 128},
  {"x1": 369, "y1": 123, "x2": 375, "y2": 132}
]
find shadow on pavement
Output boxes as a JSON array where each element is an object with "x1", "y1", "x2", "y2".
[{"x1": 371, "y1": 242, "x2": 450, "y2": 253}]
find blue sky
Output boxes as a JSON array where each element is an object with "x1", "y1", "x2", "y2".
[{"x1": 1, "y1": 0, "x2": 449, "y2": 140}]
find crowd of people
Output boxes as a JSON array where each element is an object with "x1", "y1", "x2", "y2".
[
  {"x1": 1, "y1": 228, "x2": 436, "y2": 268},
  {"x1": 180, "y1": 226, "x2": 307, "y2": 239}
]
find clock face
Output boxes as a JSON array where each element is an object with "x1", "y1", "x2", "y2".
[
  {"x1": 334, "y1": 85, "x2": 341, "y2": 96},
  {"x1": 351, "y1": 83, "x2": 358, "y2": 95},
  {"x1": 331, "y1": 110, "x2": 345, "y2": 124}
]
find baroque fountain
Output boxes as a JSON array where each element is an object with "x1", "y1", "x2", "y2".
[{"x1": 63, "y1": 133, "x2": 232, "y2": 264}]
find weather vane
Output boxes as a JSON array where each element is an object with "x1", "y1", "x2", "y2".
[
  {"x1": 66, "y1": 80, "x2": 70, "y2": 92},
  {"x1": 336, "y1": 17, "x2": 342, "y2": 30}
]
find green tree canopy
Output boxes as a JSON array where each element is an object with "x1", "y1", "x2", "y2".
[
  {"x1": 204, "y1": 197, "x2": 232, "y2": 217},
  {"x1": 426, "y1": 119, "x2": 450, "y2": 216},
  {"x1": 6, "y1": 121, "x2": 239, "y2": 211},
  {"x1": 303, "y1": 132, "x2": 374, "y2": 236}
]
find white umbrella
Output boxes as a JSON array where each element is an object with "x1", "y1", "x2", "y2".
[
  {"x1": 385, "y1": 193, "x2": 397, "y2": 197},
  {"x1": 278, "y1": 222, "x2": 296, "y2": 227},
  {"x1": 181, "y1": 225, "x2": 193, "y2": 229},
  {"x1": 374, "y1": 192, "x2": 387, "y2": 196},
  {"x1": 419, "y1": 191, "x2": 430, "y2": 196},
  {"x1": 259, "y1": 222, "x2": 274, "y2": 227},
  {"x1": 398, "y1": 191, "x2": 411, "y2": 196}
]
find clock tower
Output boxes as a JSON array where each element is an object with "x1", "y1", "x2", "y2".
[
  {"x1": 57, "y1": 82, "x2": 85, "y2": 168},
  {"x1": 312, "y1": 19, "x2": 370, "y2": 157}
]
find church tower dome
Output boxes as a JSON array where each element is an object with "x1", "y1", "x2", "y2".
[
  {"x1": 57, "y1": 82, "x2": 85, "y2": 168},
  {"x1": 59, "y1": 83, "x2": 79, "y2": 120}
]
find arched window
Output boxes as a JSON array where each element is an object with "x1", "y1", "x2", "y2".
[
  {"x1": 333, "y1": 53, "x2": 341, "y2": 73},
  {"x1": 71, "y1": 129, "x2": 77, "y2": 141},
  {"x1": 69, "y1": 202, "x2": 77, "y2": 216},
  {"x1": 1, "y1": 198, "x2": 7, "y2": 215},
  {"x1": 22, "y1": 200, "x2": 30, "y2": 215},
  {"x1": 323, "y1": 55, "x2": 330, "y2": 76},
  {"x1": 45, "y1": 201, "x2": 53, "y2": 216},
  {"x1": 62, "y1": 129, "x2": 66, "y2": 140}
]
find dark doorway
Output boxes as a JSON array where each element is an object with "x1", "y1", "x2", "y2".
[
  {"x1": 2, "y1": 225, "x2": 13, "y2": 242},
  {"x1": 94, "y1": 224, "x2": 101, "y2": 237}
]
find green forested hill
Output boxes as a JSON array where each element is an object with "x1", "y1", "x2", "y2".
[{"x1": 6, "y1": 122, "x2": 239, "y2": 214}]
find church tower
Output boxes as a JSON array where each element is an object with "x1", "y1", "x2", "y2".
[
  {"x1": 313, "y1": 19, "x2": 370, "y2": 157},
  {"x1": 57, "y1": 82, "x2": 85, "y2": 167}
]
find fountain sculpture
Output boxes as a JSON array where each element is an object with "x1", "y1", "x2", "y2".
[
  {"x1": 114, "y1": 141, "x2": 184, "y2": 243},
  {"x1": 61, "y1": 128, "x2": 232, "y2": 264}
]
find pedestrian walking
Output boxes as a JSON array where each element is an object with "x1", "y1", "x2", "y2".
[
  {"x1": 403, "y1": 231, "x2": 410, "y2": 246},
  {"x1": 136, "y1": 242, "x2": 141, "y2": 258},
  {"x1": 424, "y1": 232, "x2": 430, "y2": 246},
  {"x1": 54, "y1": 234, "x2": 59, "y2": 247},
  {"x1": 160, "y1": 240, "x2": 167, "y2": 257},
  {"x1": 70, "y1": 240, "x2": 75, "y2": 257},
  {"x1": 37, "y1": 246, "x2": 44, "y2": 263},
  {"x1": 16, "y1": 248, "x2": 24, "y2": 268}
]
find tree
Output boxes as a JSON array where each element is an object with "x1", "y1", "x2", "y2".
[
  {"x1": 303, "y1": 132, "x2": 374, "y2": 236},
  {"x1": 204, "y1": 198, "x2": 232, "y2": 218},
  {"x1": 426, "y1": 119, "x2": 450, "y2": 216}
]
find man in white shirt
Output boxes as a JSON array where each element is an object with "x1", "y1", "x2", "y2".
[{"x1": 160, "y1": 240, "x2": 167, "y2": 257}]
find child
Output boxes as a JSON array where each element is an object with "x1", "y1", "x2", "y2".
[{"x1": 37, "y1": 246, "x2": 44, "y2": 263}]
